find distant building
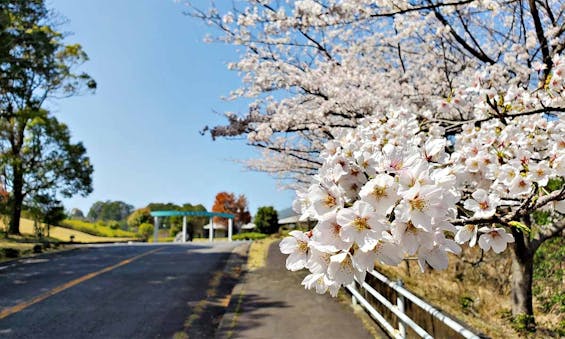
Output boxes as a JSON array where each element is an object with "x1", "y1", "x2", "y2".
[
  {"x1": 241, "y1": 222, "x2": 256, "y2": 231},
  {"x1": 277, "y1": 209, "x2": 316, "y2": 229},
  {"x1": 203, "y1": 221, "x2": 227, "y2": 237}
]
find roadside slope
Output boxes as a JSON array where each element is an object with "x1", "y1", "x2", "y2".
[{"x1": 17, "y1": 218, "x2": 135, "y2": 243}]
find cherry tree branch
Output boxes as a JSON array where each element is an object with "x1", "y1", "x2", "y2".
[
  {"x1": 369, "y1": 0, "x2": 476, "y2": 19},
  {"x1": 528, "y1": 0, "x2": 553, "y2": 81},
  {"x1": 253, "y1": 143, "x2": 323, "y2": 166},
  {"x1": 430, "y1": 2, "x2": 496, "y2": 64},
  {"x1": 451, "y1": 186, "x2": 565, "y2": 227},
  {"x1": 442, "y1": 106, "x2": 565, "y2": 133}
]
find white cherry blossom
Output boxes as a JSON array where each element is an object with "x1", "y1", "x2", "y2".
[
  {"x1": 454, "y1": 224, "x2": 478, "y2": 247},
  {"x1": 463, "y1": 189, "x2": 500, "y2": 218},
  {"x1": 310, "y1": 215, "x2": 351, "y2": 252},
  {"x1": 280, "y1": 230, "x2": 310, "y2": 271},
  {"x1": 336, "y1": 200, "x2": 386, "y2": 251},
  {"x1": 359, "y1": 174, "x2": 399, "y2": 216},
  {"x1": 301, "y1": 273, "x2": 340, "y2": 297},
  {"x1": 327, "y1": 252, "x2": 365, "y2": 286},
  {"x1": 392, "y1": 220, "x2": 435, "y2": 256},
  {"x1": 308, "y1": 185, "x2": 343, "y2": 219},
  {"x1": 396, "y1": 184, "x2": 448, "y2": 232},
  {"x1": 478, "y1": 227, "x2": 515, "y2": 253}
]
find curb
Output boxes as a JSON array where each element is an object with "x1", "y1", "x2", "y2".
[{"x1": 214, "y1": 241, "x2": 251, "y2": 339}]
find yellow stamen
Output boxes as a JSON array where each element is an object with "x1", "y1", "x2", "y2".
[
  {"x1": 372, "y1": 185, "x2": 387, "y2": 200},
  {"x1": 324, "y1": 195, "x2": 336, "y2": 208},
  {"x1": 352, "y1": 217, "x2": 370, "y2": 231},
  {"x1": 409, "y1": 196, "x2": 426, "y2": 211}
]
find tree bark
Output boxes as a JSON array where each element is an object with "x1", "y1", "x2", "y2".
[
  {"x1": 8, "y1": 168, "x2": 23, "y2": 235},
  {"x1": 510, "y1": 239, "x2": 536, "y2": 331}
]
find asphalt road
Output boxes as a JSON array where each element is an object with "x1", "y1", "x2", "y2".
[{"x1": 0, "y1": 242, "x2": 244, "y2": 339}]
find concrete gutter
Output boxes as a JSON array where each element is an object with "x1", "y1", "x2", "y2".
[{"x1": 214, "y1": 242, "x2": 250, "y2": 339}]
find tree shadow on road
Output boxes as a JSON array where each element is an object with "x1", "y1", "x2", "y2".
[{"x1": 214, "y1": 293, "x2": 290, "y2": 339}]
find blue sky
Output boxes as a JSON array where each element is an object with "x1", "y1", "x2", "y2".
[{"x1": 46, "y1": 0, "x2": 296, "y2": 215}]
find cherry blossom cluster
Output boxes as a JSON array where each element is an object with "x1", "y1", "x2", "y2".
[
  {"x1": 451, "y1": 114, "x2": 564, "y2": 249},
  {"x1": 281, "y1": 104, "x2": 564, "y2": 295},
  {"x1": 281, "y1": 110, "x2": 460, "y2": 295}
]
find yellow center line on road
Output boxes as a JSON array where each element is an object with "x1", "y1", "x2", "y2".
[{"x1": 0, "y1": 247, "x2": 162, "y2": 320}]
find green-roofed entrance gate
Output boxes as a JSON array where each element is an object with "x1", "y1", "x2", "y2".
[{"x1": 149, "y1": 210, "x2": 235, "y2": 243}]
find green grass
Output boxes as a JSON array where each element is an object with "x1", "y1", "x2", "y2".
[
  {"x1": 60, "y1": 219, "x2": 139, "y2": 238},
  {"x1": 246, "y1": 234, "x2": 281, "y2": 270},
  {"x1": 232, "y1": 232, "x2": 267, "y2": 241},
  {"x1": 533, "y1": 236, "x2": 565, "y2": 335},
  {"x1": 147, "y1": 236, "x2": 175, "y2": 243}
]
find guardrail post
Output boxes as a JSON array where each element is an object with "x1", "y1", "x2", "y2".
[{"x1": 396, "y1": 279, "x2": 406, "y2": 339}]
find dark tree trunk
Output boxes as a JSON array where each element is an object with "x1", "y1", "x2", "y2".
[
  {"x1": 8, "y1": 168, "x2": 23, "y2": 235},
  {"x1": 510, "y1": 232, "x2": 536, "y2": 331}
]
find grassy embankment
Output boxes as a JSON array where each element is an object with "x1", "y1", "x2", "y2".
[
  {"x1": 374, "y1": 237, "x2": 564, "y2": 338},
  {"x1": 59, "y1": 219, "x2": 138, "y2": 240},
  {"x1": 0, "y1": 234, "x2": 62, "y2": 261},
  {"x1": 244, "y1": 234, "x2": 278, "y2": 270},
  {"x1": 0, "y1": 218, "x2": 141, "y2": 261},
  {"x1": 1, "y1": 218, "x2": 138, "y2": 243}
]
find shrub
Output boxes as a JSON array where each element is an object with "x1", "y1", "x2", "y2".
[
  {"x1": 1, "y1": 248, "x2": 19, "y2": 258},
  {"x1": 232, "y1": 232, "x2": 267, "y2": 241},
  {"x1": 169, "y1": 223, "x2": 181, "y2": 237},
  {"x1": 108, "y1": 221, "x2": 120, "y2": 230},
  {"x1": 254, "y1": 206, "x2": 279, "y2": 234},
  {"x1": 138, "y1": 223, "x2": 154, "y2": 241},
  {"x1": 60, "y1": 219, "x2": 138, "y2": 238}
]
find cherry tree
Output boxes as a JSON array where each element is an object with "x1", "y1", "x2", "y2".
[{"x1": 189, "y1": 0, "x2": 565, "y2": 329}]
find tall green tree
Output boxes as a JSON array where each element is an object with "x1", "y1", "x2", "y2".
[
  {"x1": 0, "y1": 0, "x2": 95, "y2": 234},
  {"x1": 254, "y1": 206, "x2": 278, "y2": 235},
  {"x1": 87, "y1": 200, "x2": 133, "y2": 222},
  {"x1": 68, "y1": 207, "x2": 84, "y2": 220},
  {"x1": 181, "y1": 203, "x2": 208, "y2": 229},
  {"x1": 146, "y1": 202, "x2": 181, "y2": 230}
]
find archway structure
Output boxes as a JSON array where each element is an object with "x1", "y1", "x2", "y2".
[{"x1": 149, "y1": 210, "x2": 235, "y2": 243}]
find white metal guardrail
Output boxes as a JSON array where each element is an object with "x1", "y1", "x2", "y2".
[{"x1": 346, "y1": 269, "x2": 480, "y2": 339}]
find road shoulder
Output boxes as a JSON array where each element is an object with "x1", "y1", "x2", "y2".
[{"x1": 216, "y1": 240, "x2": 386, "y2": 339}]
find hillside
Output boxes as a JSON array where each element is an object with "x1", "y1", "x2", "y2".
[{"x1": 6, "y1": 218, "x2": 137, "y2": 243}]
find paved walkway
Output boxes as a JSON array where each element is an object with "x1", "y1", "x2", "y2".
[{"x1": 216, "y1": 241, "x2": 386, "y2": 339}]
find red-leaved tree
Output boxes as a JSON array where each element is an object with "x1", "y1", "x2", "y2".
[{"x1": 211, "y1": 192, "x2": 251, "y2": 227}]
